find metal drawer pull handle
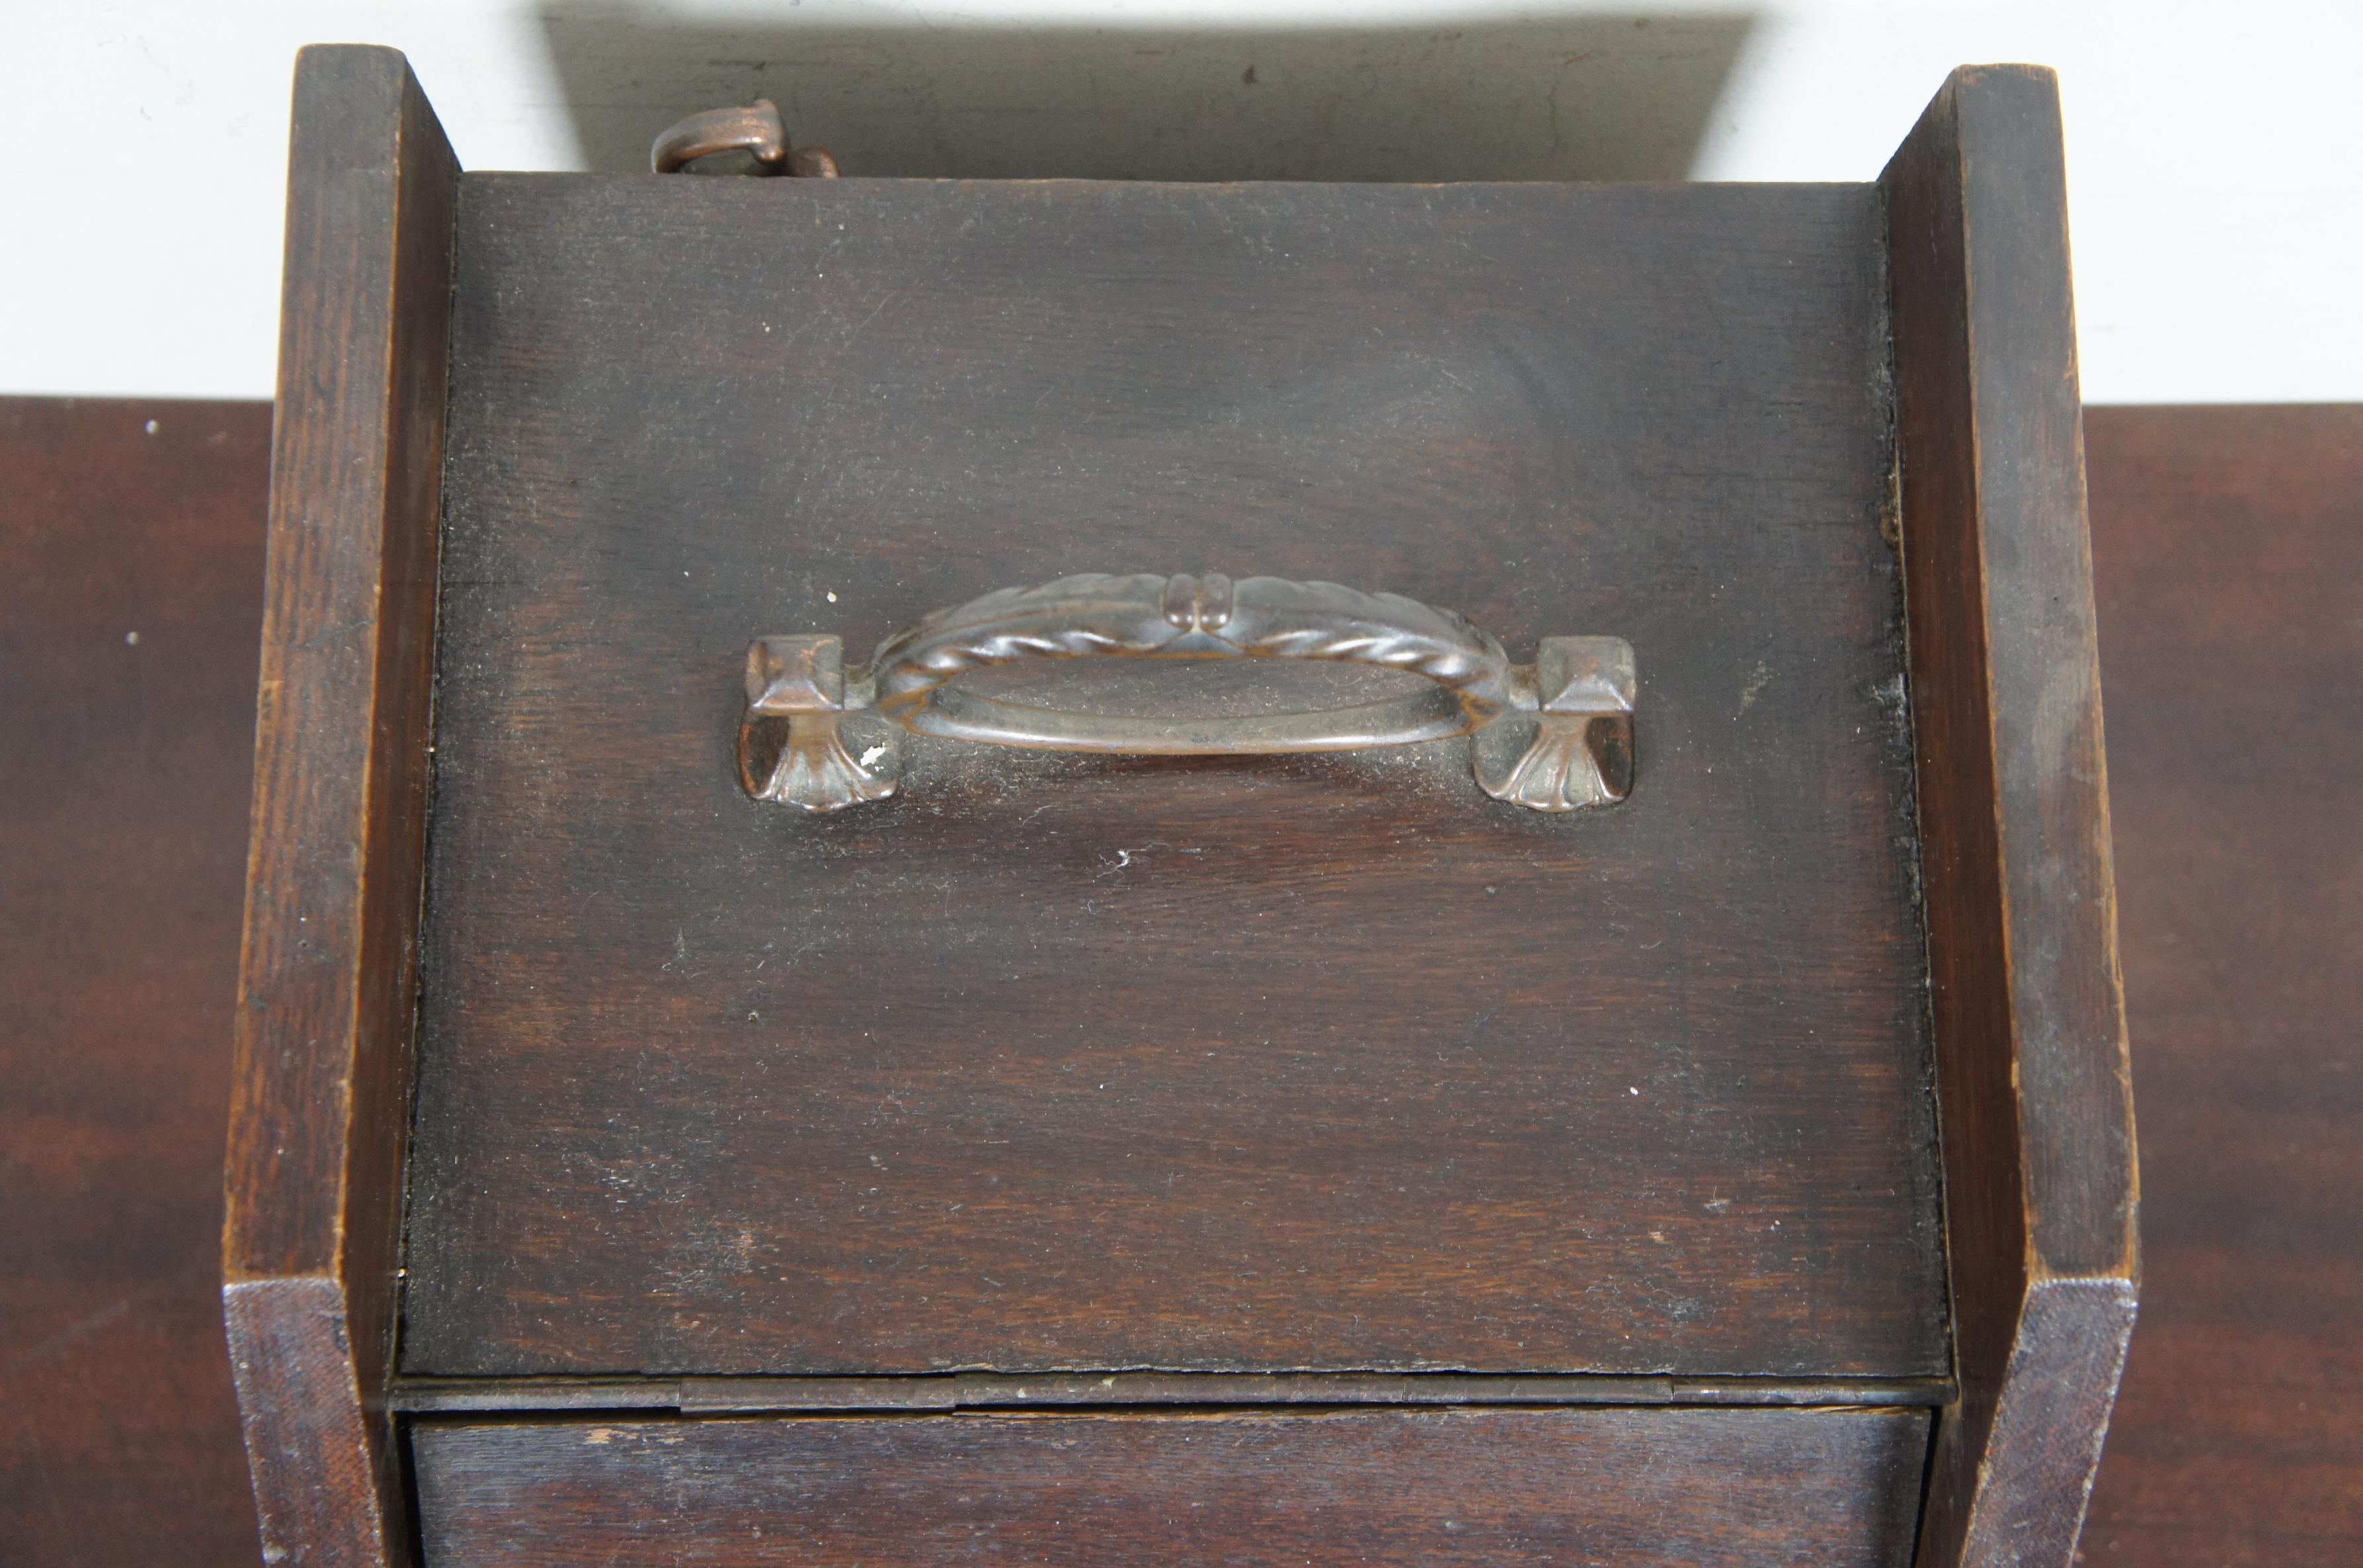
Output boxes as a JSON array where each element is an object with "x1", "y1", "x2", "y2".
[
  {"x1": 650, "y1": 99, "x2": 840, "y2": 177},
  {"x1": 738, "y1": 573, "x2": 1633, "y2": 814}
]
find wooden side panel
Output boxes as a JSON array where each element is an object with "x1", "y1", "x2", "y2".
[
  {"x1": 1881, "y1": 66, "x2": 2139, "y2": 1567},
  {"x1": 413, "y1": 1408, "x2": 1931, "y2": 1566},
  {"x1": 221, "y1": 45, "x2": 458, "y2": 1567}
]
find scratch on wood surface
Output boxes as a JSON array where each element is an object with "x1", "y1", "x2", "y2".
[{"x1": 5, "y1": 1292, "x2": 137, "y2": 1367}]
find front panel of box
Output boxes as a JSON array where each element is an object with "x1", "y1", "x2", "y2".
[
  {"x1": 400, "y1": 175, "x2": 1943, "y2": 1381},
  {"x1": 413, "y1": 1407, "x2": 1931, "y2": 1565}
]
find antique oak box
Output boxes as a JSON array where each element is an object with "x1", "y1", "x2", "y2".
[{"x1": 223, "y1": 45, "x2": 2136, "y2": 1567}]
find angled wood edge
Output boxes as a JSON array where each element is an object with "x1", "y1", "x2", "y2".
[
  {"x1": 384, "y1": 1371, "x2": 1962, "y2": 1415},
  {"x1": 222, "y1": 44, "x2": 458, "y2": 1568},
  {"x1": 1880, "y1": 65, "x2": 2140, "y2": 1568}
]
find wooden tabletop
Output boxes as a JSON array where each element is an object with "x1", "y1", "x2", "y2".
[
  {"x1": 2076, "y1": 406, "x2": 2363, "y2": 1564},
  {"x1": 1, "y1": 397, "x2": 2355, "y2": 1564},
  {"x1": 1, "y1": 397, "x2": 268, "y2": 1563}
]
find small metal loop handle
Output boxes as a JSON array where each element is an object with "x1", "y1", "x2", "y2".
[
  {"x1": 738, "y1": 573, "x2": 1633, "y2": 814},
  {"x1": 651, "y1": 99, "x2": 840, "y2": 177}
]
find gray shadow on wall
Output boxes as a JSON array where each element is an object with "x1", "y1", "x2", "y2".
[{"x1": 536, "y1": 5, "x2": 1758, "y2": 181}]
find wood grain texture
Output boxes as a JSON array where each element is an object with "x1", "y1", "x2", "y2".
[
  {"x1": 0, "y1": 398, "x2": 268, "y2": 1565},
  {"x1": 220, "y1": 45, "x2": 458, "y2": 1567},
  {"x1": 5, "y1": 395, "x2": 2345, "y2": 1563},
  {"x1": 402, "y1": 173, "x2": 1947, "y2": 1381},
  {"x1": 1880, "y1": 67, "x2": 2139, "y2": 1567},
  {"x1": 412, "y1": 1408, "x2": 1931, "y2": 1565},
  {"x1": 2078, "y1": 406, "x2": 2363, "y2": 1565}
]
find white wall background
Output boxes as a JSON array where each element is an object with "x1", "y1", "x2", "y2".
[{"x1": 3, "y1": 0, "x2": 2357, "y2": 403}]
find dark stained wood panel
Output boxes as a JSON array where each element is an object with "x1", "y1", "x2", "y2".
[
  {"x1": 0, "y1": 397, "x2": 269, "y2": 1565},
  {"x1": 220, "y1": 44, "x2": 460, "y2": 1567},
  {"x1": 412, "y1": 1407, "x2": 1931, "y2": 1565},
  {"x1": 2079, "y1": 405, "x2": 2363, "y2": 1565},
  {"x1": 3, "y1": 391, "x2": 2340, "y2": 1565},
  {"x1": 1880, "y1": 67, "x2": 2138, "y2": 1567},
  {"x1": 404, "y1": 173, "x2": 1946, "y2": 1379}
]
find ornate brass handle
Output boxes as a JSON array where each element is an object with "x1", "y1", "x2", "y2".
[{"x1": 738, "y1": 573, "x2": 1633, "y2": 814}]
